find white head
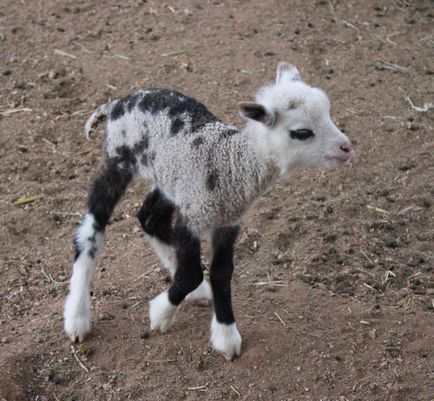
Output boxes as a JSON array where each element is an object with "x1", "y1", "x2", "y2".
[{"x1": 240, "y1": 62, "x2": 354, "y2": 174}]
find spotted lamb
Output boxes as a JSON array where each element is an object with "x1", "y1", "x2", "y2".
[{"x1": 64, "y1": 62, "x2": 354, "y2": 360}]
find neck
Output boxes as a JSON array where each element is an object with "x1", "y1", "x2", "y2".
[
  {"x1": 241, "y1": 122, "x2": 281, "y2": 194},
  {"x1": 244, "y1": 121, "x2": 284, "y2": 175}
]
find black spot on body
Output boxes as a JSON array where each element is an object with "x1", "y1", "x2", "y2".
[
  {"x1": 220, "y1": 129, "x2": 238, "y2": 139},
  {"x1": 115, "y1": 145, "x2": 137, "y2": 170},
  {"x1": 133, "y1": 136, "x2": 149, "y2": 154},
  {"x1": 206, "y1": 170, "x2": 219, "y2": 191},
  {"x1": 126, "y1": 93, "x2": 140, "y2": 112},
  {"x1": 191, "y1": 136, "x2": 204, "y2": 148},
  {"x1": 171, "y1": 118, "x2": 184, "y2": 135},
  {"x1": 139, "y1": 89, "x2": 219, "y2": 133},
  {"x1": 111, "y1": 99, "x2": 126, "y2": 120},
  {"x1": 110, "y1": 93, "x2": 141, "y2": 121}
]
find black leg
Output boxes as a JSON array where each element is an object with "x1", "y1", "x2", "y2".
[
  {"x1": 168, "y1": 225, "x2": 204, "y2": 305},
  {"x1": 210, "y1": 226, "x2": 240, "y2": 324},
  {"x1": 149, "y1": 223, "x2": 204, "y2": 333},
  {"x1": 89, "y1": 154, "x2": 135, "y2": 231},
  {"x1": 137, "y1": 188, "x2": 175, "y2": 244},
  {"x1": 65, "y1": 157, "x2": 133, "y2": 342}
]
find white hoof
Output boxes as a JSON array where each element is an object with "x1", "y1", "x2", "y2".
[
  {"x1": 64, "y1": 296, "x2": 91, "y2": 342},
  {"x1": 210, "y1": 315, "x2": 242, "y2": 361},
  {"x1": 185, "y1": 279, "x2": 213, "y2": 305},
  {"x1": 149, "y1": 291, "x2": 177, "y2": 333}
]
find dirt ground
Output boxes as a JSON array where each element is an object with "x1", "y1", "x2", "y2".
[{"x1": 0, "y1": 0, "x2": 433, "y2": 400}]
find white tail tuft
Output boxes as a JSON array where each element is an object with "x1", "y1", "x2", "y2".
[{"x1": 84, "y1": 102, "x2": 113, "y2": 140}]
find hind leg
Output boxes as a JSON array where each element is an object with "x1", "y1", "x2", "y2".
[
  {"x1": 137, "y1": 189, "x2": 212, "y2": 302},
  {"x1": 64, "y1": 161, "x2": 132, "y2": 342}
]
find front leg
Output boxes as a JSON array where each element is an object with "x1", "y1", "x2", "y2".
[{"x1": 209, "y1": 226, "x2": 241, "y2": 360}]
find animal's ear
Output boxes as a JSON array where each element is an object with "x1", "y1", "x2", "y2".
[
  {"x1": 239, "y1": 102, "x2": 275, "y2": 126},
  {"x1": 276, "y1": 62, "x2": 300, "y2": 84}
]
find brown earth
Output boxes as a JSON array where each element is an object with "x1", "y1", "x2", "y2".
[{"x1": 0, "y1": 1, "x2": 433, "y2": 400}]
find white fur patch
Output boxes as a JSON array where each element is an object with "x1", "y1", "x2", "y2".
[
  {"x1": 149, "y1": 291, "x2": 178, "y2": 333},
  {"x1": 64, "y1": 213, "x2": 102, "y2": 342},
  {"x1": 185, "y1": 278, "x2": 213, "y2": 304},
  {"x1": 210, "y1": 314, "x2": 242, "y2": 360},
  {"x1": 146, "y1": 235, "x2": 177, "y2": 277}
]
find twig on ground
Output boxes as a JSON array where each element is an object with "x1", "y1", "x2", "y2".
[
  {"x1": 161, "y1": 50, "x2": 186, "y2": 57},
  {"x1": 145, "y1": 358, "x2": 177, "y2": 363},
  {"x1": 230, "y1": 385, "x2": 241, "y2": 397},
  {"x1": 71, "y1": 345, "x2": 89, "y2": 373},
  {"x1": 0, "y1": 108, "x2": 32, "y2": 116},
  {"x1": 254, "y1": 281, "x2": 287, "y2": 286},
  {"x1": 404, "y1": 96, "x2": 434, "y2": 112},
  {"x1": 54, "y1": 49, "x2": 77, "y2": 59},
  {"x1": 41, "y1": 269, "x2": 68, "y2": 287},
  {"x1": 374, "y1": 60, "x2": 408, "y2": 71},
  {"x1": 274, "y1": 312, "x2": 285, "y2": 326},
  {"x1": 341, "y1": 19, "x2": 359, "y2": 31},
  {"x1": 187, "y1": 384, "x2": 208, "y2": 391},
  {"x1": 360, "y1": 251, "x2": 374, "y2": 266},
  {"x1": 367, "y1": 205, "x2": 389, "y2": 214},
  {"x1": 14, "y1": 195, "x2": 42, "y2": 206},
  {"x1": 363, "y1": 283, "x2": 378, "y2": 292},
  {"x1": 130, "y1": 300, "x2": 143, "y2": 309},
  {"x1": 138, "y1": 268, "x2": 154, "y2": 279}
]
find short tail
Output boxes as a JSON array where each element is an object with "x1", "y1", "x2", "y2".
[{"x1": 84, "y1": 101, "x2": 116, "y2": 140}]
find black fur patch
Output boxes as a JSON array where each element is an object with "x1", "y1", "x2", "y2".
[
  {"x1": 191, "y1": 136, "x2": 204, "y2": 148},
  {"x1": 126, "y1": 93, "x2": 140, "y2": 112},
  {"x1": 137, "y1": 189, "x2": 175, "y2": 244},
  {"x1": 115, "y1": 145, "x2": 137, "y2": 170},
  {"x1": 110, "y1": 93, "x2": 141, "y2": 121},
  {"x1": 138, "y1": 89, "x2": 219, "y2": 132},
  {"x1": 221, "y1": 129, "x2": 238, "y2": 139},
  {"x1": 73, "y1": 236, "x2": 82, "y2": 261},
  {"x1": 133, "y1": 136, "x2": 149, "y2": 154},
  {"x1": 111, "y1": 99, "x2": 126, "y2": 120},
  {"x1": 206, "y1": 170, "x2": 219, "y2": 191},
  {"x1": 168, "y1": 225, "x2": 203, "y2": 305},
  {"x1": 170, "y1": 118, "x2": 184, "y2": 135},
  {"x1": 210, "y1": 226, "x2": 240, "y2": 324},
  {"x1": 87, "y1": 148, "x2": 134, "y2": 230}
]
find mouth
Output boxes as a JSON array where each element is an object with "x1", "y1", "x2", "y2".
[{"x1": 325, "y1": 155, "x2": 350, "y2": 163}]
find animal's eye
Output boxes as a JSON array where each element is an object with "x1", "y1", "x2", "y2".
[{"x1": 290, "y1": 129, "x2": 314, "y2": 141}]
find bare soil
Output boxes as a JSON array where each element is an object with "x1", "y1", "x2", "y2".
[{"x1": 0, "y1": 1, "x2": 433, "y2": 400}]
